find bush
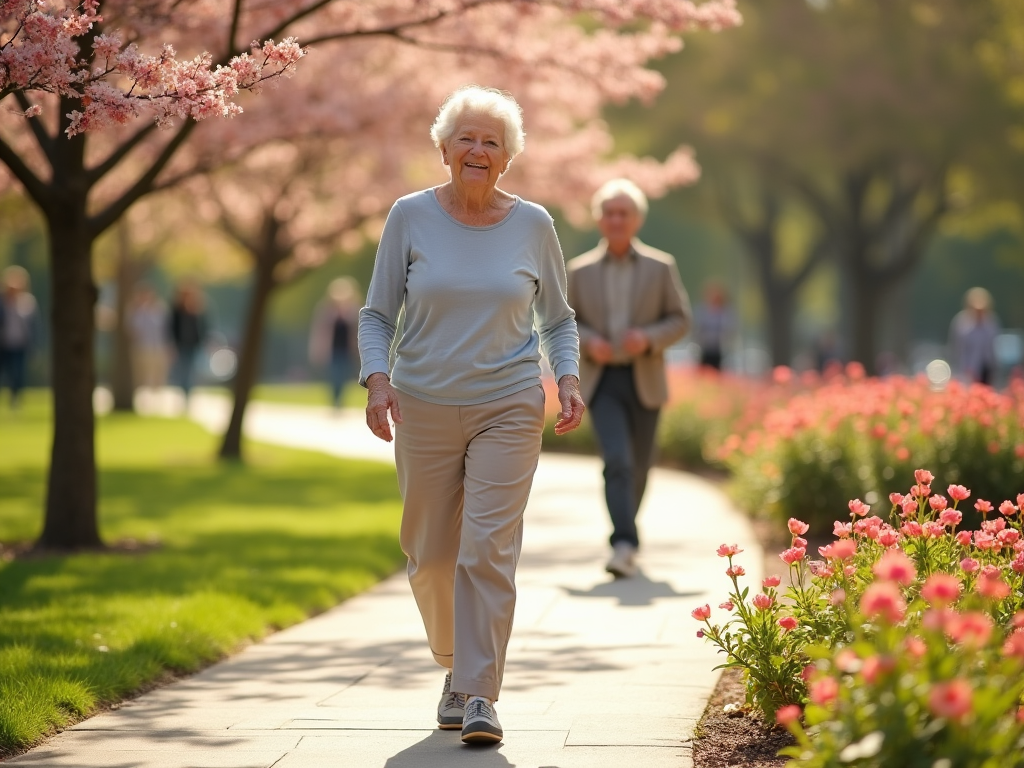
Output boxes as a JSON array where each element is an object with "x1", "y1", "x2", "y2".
[{"x1": 693, "y1": 469, "x2": 1024, "y2": 766}]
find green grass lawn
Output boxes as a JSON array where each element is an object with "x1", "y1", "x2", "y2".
[
  {"x1": 196, "y1": 382, "x2": 367, "y2": 409},
  {"x1": 0, "y1": 390, "x2": 404, "y2": 756}
]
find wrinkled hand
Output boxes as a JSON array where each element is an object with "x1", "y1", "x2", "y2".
[
  {"x1": 585, "y1": 336, "x2": 614, "y2": 365},
  {"x1": 622, "y1": 328, "x2": 650, "y2": 356},
  {"x1": 365, "y1": 373, "x2": 403, "y2": 442},
  {"x1": 554, "y1": 374, "x2": 585, "y2": 435}
]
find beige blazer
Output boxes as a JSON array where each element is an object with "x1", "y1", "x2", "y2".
[{"x1": 566, "y1": 239, "x2": 691, "y2": 409}]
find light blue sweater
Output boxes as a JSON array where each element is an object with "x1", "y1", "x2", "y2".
[{"x1": 358, "y1": 189, "x2": 580, "y2": 405}]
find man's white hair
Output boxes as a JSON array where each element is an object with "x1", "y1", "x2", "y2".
[
  {"x1": 591, "y1": 178, "x2": 649, "y2": 220},
  {"x1": 430, "y1": 85, "x2": 525, "y2": 159}
]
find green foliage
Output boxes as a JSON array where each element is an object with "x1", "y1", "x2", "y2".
[{"x1": 0, "y1": 394, "x2": 404, "y2": 755}]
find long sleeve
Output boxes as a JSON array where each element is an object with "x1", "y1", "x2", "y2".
[
  {"x1": 534, "y1": 222, "x2": 580, "y2": 380},
  {"x1": 357, "y1": 203, "x2": 410, "y2": 386},
  {"x1": 641, "y1": 259, "x2": 691, "y2": 354}
]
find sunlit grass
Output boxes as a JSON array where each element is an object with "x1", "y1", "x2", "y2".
[
  {"x1": 0, "y1": 391, "x2": 403, "y2": 755},
  {"x1": 195, "y1": 382, "x2": 366, "y2": 409}
]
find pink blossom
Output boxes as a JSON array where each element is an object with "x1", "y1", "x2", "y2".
[
  {"x1": 900, "y1": 498, "x2": 919, "y2": 518},
  {"x1": 877, "y1": 527, "x2": 900, "y2": 547},
  {"x1": 809, "y1": 676, "x2": 839, "y2": 706},
  {"x1": 975, "y1": 499, "x2": 994, "y2": 514},
  {"x1": 905, "y1": 636, "x2": 928, "y2": 658},
  {"x1": 788, "y1": 518, "x2": 809, "y2": 536},
  {"x1": 762, "y1": 575, "x2": 781, "y2": 588},
  {"x1": 833, "y1": 521, "x2": 852, "y2": 538},
  {"x1": 691, "y1": 604, "x2": 711, "y2": 621},
  {"x1": 975, "y1": 532, "x2": 997, "y2": 550},
  {"x1": 719, "y1": 601, "x2": 735, "y2": 611},
  {"x1": 922, "y1": 521, "x2": 945, "y2": 538},
  {"x1": 928, "y1": 679, "x2": 973, "y2": 722},
  {"x1": 808, "y1": 560, "x2": 834, "y2": 578},
  {"x1": 830, "y1": 588, "x2": 846, "y2": 605},
  {"x1": 775, "y1": 704, "x2": 801, "y2": 726},
  {"x1": 752, "y1": 593, "x2": 774, "y2": 611},
  {"x1": 780, "y1": 546, "x2": 806, "y2": 565},
  {"x1": 921, "y1": 574, "x2": 961, "y2": 606},
  {"x1": 1018, "y1": 493, "x2": 1024, "y2": 509},
  {"x1": 793, "y1": 536, "x2": 808, "y2": 549},
  {"x1": 861, "y1": 655, "x2": 895, "y2": 685},
  {"x1": 1003, "y1": 630, "x2": 1024, "y2": 658},
  {"x1": 1013, "y1": 554, "x2": 1024, "y2": 574},
  {"x1": 717, "y1": 543, "x2": 743, "y2": 558},
  {"x1": 889, "y1": 492, "x2": 905, "y2": 506},
  {"x1": 998, "y1": 529, "x2": 1020, "y2": 547},
  {"x1": 939, "y1": 509, "x2": 962, "y2": 528},
  {"x1": 945, "y1": 611, "x2": 994, "y2": 647},
  {"x1": 826, "y1": 539, "x2": 857, "y2": 560},
  {"x1": 999, "y1": 500, "x2": 1019, "y2": 517},
  {"x1": 848, "y1": 499, "x2": 870, "y2": 517},
  {"x1": 725, "y1": 565, "x2": 746, "y2": 578},
  {"x1": 948, "y1": 485, "x2": 971, "y2": 502},
  {"x1": 955, "y1": 531, "x2": 973, "y2": 547},
  {"x1": 914, "y1": 469, "x2": 935, "y2": 485},
  {"x1": 960, "y1": 557, "x2": 981, "y2": 574},
  {"x1": 778, "y1": 616, "x2": 798, "y2": 632},
  {"x1": 929, "y1": 495, "x2": 948, "y2": 512},
  {"x1": 696, "y1": 629, "x2": 704, "y2": 638},
  {"x1": 872, "y1": 550, "x2": 917, "y2": 586},
  {"x1": 976, "y1": 574, "x2": 1011, "y2": 600},
  {"x1": 860, "y1": 582, "x2": 907, "y2": 624},
  {"x1": 900, "y1": 521, "x2": 924, "y2": 538},
  {"x1": 911, "y1": 483, "x2": 932, "y2": 498}
]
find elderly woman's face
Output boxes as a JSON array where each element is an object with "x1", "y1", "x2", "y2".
[{"x1": 442, "y1": 112, "x2": 509, "y2": 190}]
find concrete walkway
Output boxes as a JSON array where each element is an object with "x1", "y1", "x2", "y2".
[{"x1": 11, "y1": 394, "x2": 762, "y2": 768}]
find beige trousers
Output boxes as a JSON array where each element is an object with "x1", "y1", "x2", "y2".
[{"x1": 394, "y1": 385, "x2": 545, "y2": 701}]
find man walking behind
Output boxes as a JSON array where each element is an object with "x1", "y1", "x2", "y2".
[{"x1": 567, "y1": 179, "x2": 691, "y2": 577}]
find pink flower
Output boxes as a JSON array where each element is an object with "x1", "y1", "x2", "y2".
[
  {"x1": 1018, "y1": 493, "x2": 1024, "y2": 509},
  {"x1": 1013, "y1": 554, "x2": 1024, "y2": 574},
  {"x1": 717, "y1": 543, "x2": 743, "y2": 557},
  {"x1": 900, "y1": 521, "x2": 923, "y2": 538},
  {"x1": 861, "y1": 655, "x2": 895, "y2": 685},
  {"x1": 1003, "y1": 630, "x2": 1024, "y2": 658},
  {"x1": 929, "y1": 495, "x2": 948, "y2": 512},
  {"x1": 860, "y1": 582, "x2": 907, "y2": 624},
  {"x1": 752, "y1": 593, "x2": 774, "y2": 611},
  {"x1": 999, "y1": 500, "x2": 1019, "y2": 517},
  {"x1": 808, "y1": 560, "x2": 834, "y2": 578},
  {"x1": 833, "y1": 521, "x2": 852, "y2": 538},
  {"x1": 921, "y1": 574, "x2": 961, "y2": 606},
  {"x1": 778, "y1": 616, "x2": 798, "y2": 632},
  {"x1": 905, "y1": 636, "x2": 927, "y2": 658},
  {"x1": 788, "y1": 518, "x2": 809, "y2": 536},
  {"x1": 762, "y1": 575, "x2": 781, "y2": 588},
  {"x1": 939, "y1": 509, "x2": 962, "y2": 528},
  {"x1": 922, "y1": 521, "x2": 946, "y2": 539},
  {"x1": 793, "y1": 536, "x2": 808, "y2": 549},
  {"x1": 877, "y1": 527, "x2": 900, "y2": 547},
  {"x1": 998, "y1": 529, "x2": 1020, "y2": 546},
  {"x1": 948, "y1": 485, "x2": 971, "y2": 502},
  {"x1": 915, "y1": 469, "x2": 935, "y2": 485},
  {"x1": 696, "y1": 629, "x2": 704, "y2": 638},
  {"x1": 928, "y1": 679, "x2": 973, "y2": 722},
  {"x1": 955, "y1": 531, "x2": 973, "y2": 547},
  {"x1": 975, "y1": 499, "x2": 993, "y2": 514},
  {"x1": 809, "y1": 676, "x2": 839, "y2": 706},
  {"x1": 960, "y1": 557, "x2": 980, "y2": 574},
  {"x1": 945, "y1": 611, "x2": 993, "y2": 647},
  {"x1": 889, "y1": 492, "x2": 905, "y2": 506},
  {"x1": 976, "y1": 574, "x2": 1010, "y2": 600},
  {"x1": 872, "y1": 550, "x2": 917, "y2": 585},
  {"x1": 848, "y1": 499, "x2": 870, "y2": 517},
  {"x1": 775, "y1": 704, "x2": 802, "y2": 726},
  {"x1": 780, "y1": 547, "x2": 806, "y2": 565},
  {"x1": 830, "y1": 588, "x2": 847, "y2": 605},
  {"x1": 911, "y1": 483, "x2": 932, "y2": 499},
  {"x1": 900, "y1": 498, "x2": 919, "y2": 518},
  {"x1": 827, "y1": 539, "x2": 857, "y2": 560},
  {"x1": 725, "y1": 565, "x2": 746, "y2": 578},
  {"x1": 691, "y1": 604, "x2": 711, "y2": 621},
  {"x1": 975, "y1": 532, "x2": 997, "y2": 550}
]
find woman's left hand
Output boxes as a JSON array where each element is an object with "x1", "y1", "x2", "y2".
[{"x1": 554, "y1": 374, "x2": 585, "y2": 435}]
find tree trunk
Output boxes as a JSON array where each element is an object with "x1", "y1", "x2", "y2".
[
  {"x1": 110, "y1": 223, "x2": 136, "y2": 412},
  {"x1": 37, "y1": 215, "x2": 102, "y2": 550},
  {"x1": 219, "y1": 259, "x2": 277, "y2": 461},
  {"x1": 848, "y1": 270, "x2": 882, "y2": 376},
  {"x1": 765, "y1": 289, "x2": 795, "y2": 367}
]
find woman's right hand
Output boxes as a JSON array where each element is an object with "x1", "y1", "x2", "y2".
[{"x1": 365, "y1": 373, "x2": 403, "y2": 442}]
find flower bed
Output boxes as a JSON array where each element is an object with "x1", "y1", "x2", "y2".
[
  {"x1": 693, "y1": 469, "x2": 1024, "y2": 765},
  {"x1": 722, "y1": 372, "x2": 1024, "y2": 531}
]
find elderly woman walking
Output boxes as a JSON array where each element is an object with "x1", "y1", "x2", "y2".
[{"x1": 358, "y1": 85, "x2": 584, "y2": 745}]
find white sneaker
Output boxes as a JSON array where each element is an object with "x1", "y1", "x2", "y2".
[
  {"x1": 605, "y1": 542, "x2": 637, "y2": 578},
  {"x1": 461, "y1": 696, "x2": 503, "y2": 744},
  {"x1": 436, "y1": 671, "x2": 467, "y2": 730}
]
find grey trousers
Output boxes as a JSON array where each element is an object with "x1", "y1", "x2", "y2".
[
  {"x1": 589, "y1": 366, "x2": 660, "y2": 549},
  {"x1": 393, "y1": 385, "x2": 545, "y2": 701}
]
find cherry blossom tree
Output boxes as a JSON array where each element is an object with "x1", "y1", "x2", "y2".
[{"x1": 0, "y1": 0, "x2": 740, "y2": 550}]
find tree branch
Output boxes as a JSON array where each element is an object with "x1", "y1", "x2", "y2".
[
  {"x1": 88, "y1": 120, "x2": 198, "y2": 237},
  {"x1": 13, "y1": 91, "x2": 55, "y2": 163},
  {"x1": 0, "y1": 128, "x2": 49, "y2": 207},
  {"x1": 228, "y1": 0, "x2": 245, "y2": 56},
  {"x1": 85, "y1": 122, "x2": 160, "y2": 188}
]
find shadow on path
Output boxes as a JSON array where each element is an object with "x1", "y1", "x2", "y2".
[
  {"x1": 563, "y1": 570, "x2": 702, "y2": 607},
  {"x1": 384, "y1": 730, "x2": 517, "y2": 767}
]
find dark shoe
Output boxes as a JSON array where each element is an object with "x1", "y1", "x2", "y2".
[{"x1": 461, "y1": 696, "x2": 503, "y2": 744}]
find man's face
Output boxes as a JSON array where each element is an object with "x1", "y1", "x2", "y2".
[{"x1": 597, "y1": 194, "x2": 643, "y2": 245}]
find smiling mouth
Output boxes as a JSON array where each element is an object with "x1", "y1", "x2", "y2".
[{"x1": 465, "y1": 163, "x2": 488, "y2": 170}]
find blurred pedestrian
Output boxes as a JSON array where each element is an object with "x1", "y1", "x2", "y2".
[
  {"x1": 566, "y1": 179, "x2": 691, "y2": 579},
  {"x1": 309, "y1": 277, "x2": 360, "y2": 409},
  {"x1": 128, "y1": 283, "x2": 169, "y2": 391},
  {"x1": 359, "y1": 86, "x2": 582, "y2": 745},
  {"x1": 693, "y1": 279, "x2": 735, "y2": 370},
  {"x1": 949, "y1": 287, "x2": 999, "y2": 385},
  {"x1": 0, "y1": 265, "x2": 39, "y2": 409},
  {"x1": 169, "y1": 280, "x2": 207, "y2": 401}
]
